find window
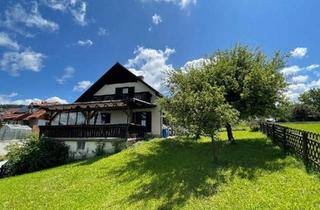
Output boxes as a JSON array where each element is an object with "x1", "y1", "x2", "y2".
[
  {"x1": 93, "y1": 112, "x2": 111, "y2": 125},
  {"x1": 101, "y1": 113, "x2": 111, "y2": 124},
  {"x1": 115, "y1": 87, "x2": 135, "y2": 99},
  {"x1": 68, "y1": 112, "x2": 77, "y2": 125},
  {"x1": 132, "y1": 111, "x2": 152, "y2": 132},
  {"x1": 122, "y1": 87, "x2": 129, "y2": 94},
  {"x1": 77, "y1": 141, "x2": 86, "y2": 150}
]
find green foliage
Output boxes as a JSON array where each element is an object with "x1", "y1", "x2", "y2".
[
  {"x1": 203, "y1": 45, "x2": 287, "y2": 119},
  {"x1": 160, "y1": 45, "x2": 287, "y2": 143},
  {"x1": 271, "y1": 99, "x2": 294, "y2": 122},
  {"x1": 4, "y1": 136, "x2": 69, "y2": 176},
  {"x1": 299, "y1": 88, "x2": 320, "y2": 113},
  {"x1": 159, "y1": 78, "x2": 239, "y2": 138},
  {"x1": 0, "y1": 132, "x2": 319, "y2": 209},
  {"x1": 94, "y1": 142, "x2": 105, "y2": 156},
  {"x1": 248, "y1": 120, "x2": 260, "y2": 132},
  {"x1": 291, "y1": 103, "x2": 315, "y2": 121},
  {"x1": 0, "y1": 156, "x2": 5, "y2": 161}
]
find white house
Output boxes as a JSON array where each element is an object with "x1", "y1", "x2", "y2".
[{"x1": 40, "y1": 63, "x2": 163, "y2": 159}]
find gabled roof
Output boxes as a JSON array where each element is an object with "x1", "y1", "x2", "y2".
[{"x1": 75, "y1": 63, "x2": 162, "y2": 102}]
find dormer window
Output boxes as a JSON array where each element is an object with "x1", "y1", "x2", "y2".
[
  {"x1": 122, "y1": 87, "x2": 129, "y2": 94},
  {"x1": 115, "y1": 87, "x2": 135, "y2": 99}
]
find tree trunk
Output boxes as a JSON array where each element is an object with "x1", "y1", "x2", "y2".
[
  {"x1": 195, "y1": 130, "x2": 201, "y2": 140},
  {"x1": 211, "y1": 134, "x2": 218, "y2": 162},
  {"x1": 226, "y1": 123, "x2": 235, "y2": 144}
]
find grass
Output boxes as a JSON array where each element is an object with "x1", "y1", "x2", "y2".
[
  {"x1": 279, "y1": 122, "x2": 320, "y2": 134},
  {"x1": 0, "y1": 131, "x2": 319, "y2": 209}
]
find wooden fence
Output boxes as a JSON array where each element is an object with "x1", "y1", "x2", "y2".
[{"x1": 260, "y1": 122, "x2": 320, "y2": 170}]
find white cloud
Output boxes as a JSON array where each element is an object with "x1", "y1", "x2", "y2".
[
  {"x1": 75, "y1": 39, "x2": 93, "y2": 47},
  {"x1": 280, "y1": 64, "x2": 320, "y2": 77},
  {"x1": 45, "y1": 96, "x2": 68, "y2": 104},
  {"x1": 280, "y1": 65, "x2": 301, "y2": 76},
  {"x1": 290, "y1": 47, "x2": 307, "y2": 58},
  {"x1": 152, "y1": 14, "x2": 162, "y2": 25},
  {"x1": 142, "y1": 0, "x2": 197, "y2": 9},
  {"x1": 42, "y1": 0, "x2": 88, "y2": 26},
  {"x1": 8, "y1": 92, "x2": 18, "y2": 97},
  {"x1": 1, "y1": 3, "x2": 59, "y2": 32},
  {"x1": 292, "y1": 75, "x2": 308, "y2": 83},
  {"x1": 285, "y1": 78, "x2": 320, "y2": 102},
  {"x1": 306, "y1": 64, "x2": 320, "y2": 71},
  {"x1": 0, "y1": 94, "x2": 67, "y2": 105},
  {"x1": 0, "y1": 49, "x2": 45, "y2": 76},
  {"x1": 97, "y1": 27, "x2": 109, "y2": 36},
  {"x1": 56, "y1": 66, "x2": 75, "y2": 84},
  {"x1": 0, "y1": 32, "x2": 20, "y2": 50},
  {"x1": 126, "y1": 46, "x2": 175, "y2": 91},
  {"x1": 70, "y1": 1, "x2": 87, "y2": 26},
  {"x1": 182, "y1": 57, "x2": 211, "y2": 70},
  {"x1": 73, "y1": 80, "x2": 93, "y2": 91}
]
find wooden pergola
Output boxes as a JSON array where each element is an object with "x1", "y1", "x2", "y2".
[{"x1": 39, "y1": 99, "x2": 156, "y2": 139}]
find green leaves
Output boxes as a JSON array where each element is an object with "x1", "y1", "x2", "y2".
[{"x1": 160, "y1": 45, "x2": 287, "y2": 137}]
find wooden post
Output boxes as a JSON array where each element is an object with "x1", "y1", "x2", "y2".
[
  {"x1": 66, "y1": 112, "x2": 70, "y2": 125},
  {"x1": 272, "y1": 124, "x2": 276, "y2": 143},
  {"x1": 282, "y1": 127, "x2": 287, "y2": 154},
  {"x1": 124, "y1": 110, "x2": 130, "y2": 140},
  {"x1": 302, "y1": 132, "x2": 309, "y2": 165}
]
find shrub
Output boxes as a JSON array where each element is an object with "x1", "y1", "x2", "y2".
[
  {"x1": 4, "y1": 136, "x2": 69, "y2": 176},
  {"x1": 95, "y1": 142, "x2": 105, "y2": 156},
  {"x1": 248, "y1": 121, "x2": 260, "y2": 132}
]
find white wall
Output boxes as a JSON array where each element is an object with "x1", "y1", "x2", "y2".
[
  {"x1": 109, "y1": 110, "x2": 128, "y2": 124},
  {"x1": 65, "y1": 141, "x2": 115, "y2": 159},
  {"x1": 95, "y1": 81, "x2": 154, "y2": 95}
]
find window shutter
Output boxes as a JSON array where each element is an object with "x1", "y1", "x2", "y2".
[
  {"x1": 128, "y1": 87, "x2": 135, "y2": 97},
  {"x1": 115, "y1": 88, "x2": 122, "y2": 99}
]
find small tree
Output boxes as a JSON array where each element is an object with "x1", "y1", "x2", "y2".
[
  {"x1": 159, "y1": 67, "x2": 238, "y2": 160},
  {"x1": 161, "y1": 45, "x2": 287, "y2": 145},
  {"x1": 202, "y1": 45, "x2": 287, "y2": 143},
  {"x1": 291, "y1": 103, "x2": 314, "y2": 121},
  {"x1": 299, "y1": 88, "x2": 320, "y2": 113}
]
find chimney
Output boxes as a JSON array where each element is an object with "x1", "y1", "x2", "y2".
[{"x1": 138, "y1": 75, "x2": 144, "y2": 80}]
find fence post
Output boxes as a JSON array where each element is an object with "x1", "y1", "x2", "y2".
[
  {"x1": 302, "y1": 132, "x2": 309, "y2": 166},
  {"x1": 272, "y1": 124, "x2": 276, "y2": 143},
  {"x1": 282, "y1": 127, "x2": 287, "y2": 154}
]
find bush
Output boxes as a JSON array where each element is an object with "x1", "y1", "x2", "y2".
[
  {"x1": 94, "y1": 142, "x2": 105, "y2": 156},
  {"x1": 248, "y1": 121, "x2": 260, "y2": 132},
  {"x1": 3, "y1": 136, "x2": 69, "y2": 176}
]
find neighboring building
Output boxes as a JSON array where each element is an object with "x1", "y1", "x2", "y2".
[
  {"x1": 40, "y1": 63, "x2": 163, "y2": 159},
  {"x1": 0, "y1": 102, "x2": 58, "y2": 133}
]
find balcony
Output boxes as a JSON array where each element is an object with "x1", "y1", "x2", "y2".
[
  {"x1": 39, "y1": 123, "x2": 146, "y2": 139},
  {"x1": 92, "y1": 92, "x2": 152, "y2": 103}
]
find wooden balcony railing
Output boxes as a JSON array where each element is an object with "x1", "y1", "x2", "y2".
[
  {"x1": 39, "y1": 123, "x2": 145, "y2": 139},
  {"x1": 92, "y1": 92, "x2": 152, "y2": 102}
]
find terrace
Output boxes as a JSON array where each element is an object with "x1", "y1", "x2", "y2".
[{"x1": 39, "y1": 98, "x2": 156, "y2": 140}]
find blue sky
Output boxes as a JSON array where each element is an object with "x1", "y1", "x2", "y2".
[{"x1": 0, "y1": 0, "x2": 320, "y2": 104}]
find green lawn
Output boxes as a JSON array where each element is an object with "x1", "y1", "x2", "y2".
[
  {"x1": 279, "y1": 122, "x2": 320, "y2": 134},
  {"x1": 0, "y1": 131, "x2": 319, "y2": 209}
]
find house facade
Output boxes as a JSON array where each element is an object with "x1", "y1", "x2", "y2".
[{"x1": 39, "y1": 63, "x2": 163, "y2": 159}]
